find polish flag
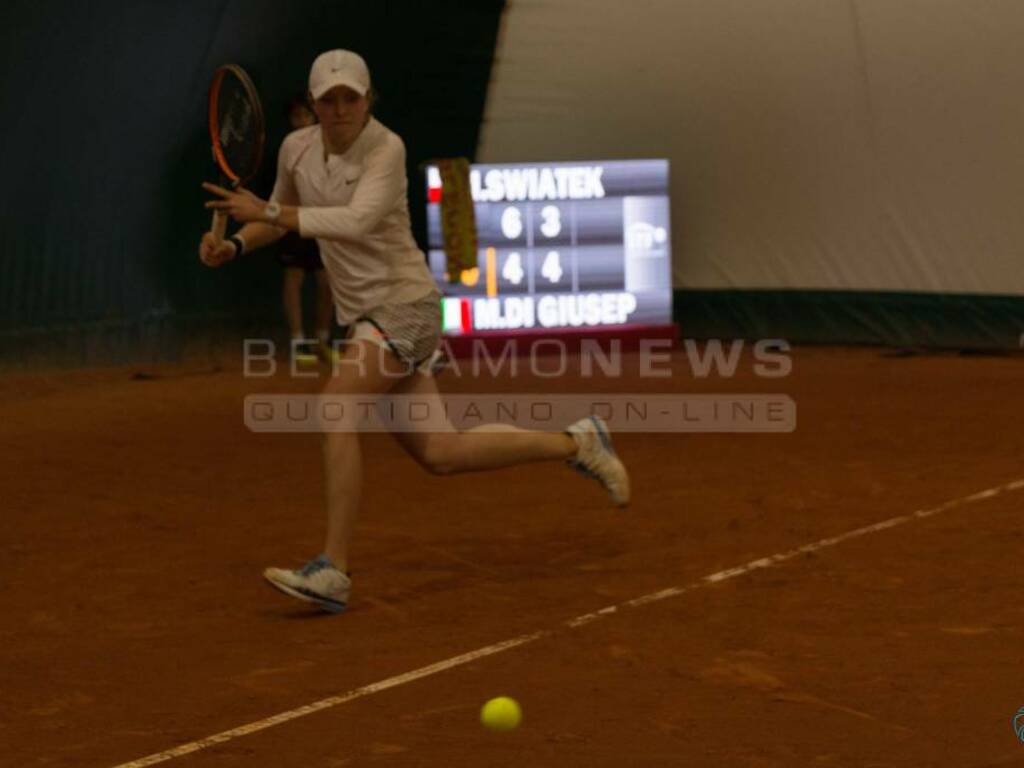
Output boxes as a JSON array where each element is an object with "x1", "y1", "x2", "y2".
[{"x1": 427, "y1": 166, "x2": 442, "y2": 204}]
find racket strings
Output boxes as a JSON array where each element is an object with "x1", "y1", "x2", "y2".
[{"x1": 210, "y1": 67, "x2": 264, "y2": 184}]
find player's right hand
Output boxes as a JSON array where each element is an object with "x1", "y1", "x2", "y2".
[{"x1": 199, "y1": 232, "x2": 237, "y2": 268}]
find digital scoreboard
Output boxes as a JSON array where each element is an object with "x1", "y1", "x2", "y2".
[{"x1": 426, "y1": 159, "x2": 673, "y2": 335}]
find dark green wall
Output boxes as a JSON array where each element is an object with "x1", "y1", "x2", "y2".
[{"x1": 675, "y1": 290, "x2": 1024, "y2": 352}]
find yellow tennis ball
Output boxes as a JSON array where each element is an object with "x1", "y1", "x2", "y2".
[{"x1": 480, "y1": 696, "x2": 522, "y2": 732}]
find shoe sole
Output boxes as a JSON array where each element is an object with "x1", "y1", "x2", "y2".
[
  {"x1": 263, "y1": 573, "x2": 347, "y2": 614},
  {"x1": 589, "y1": 417, "x2": 631, "y2": 507},
  {"x1": 602, "y1": 456, "x2": 630, "y2": 507}
]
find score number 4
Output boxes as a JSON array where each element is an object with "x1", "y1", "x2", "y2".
[{"x1": 502, "y1": 251, "x2": 563, "y2": 285}]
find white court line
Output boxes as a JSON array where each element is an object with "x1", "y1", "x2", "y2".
[{"x1": 109, "y1": 477, "x2": 1022, "y2": 768}]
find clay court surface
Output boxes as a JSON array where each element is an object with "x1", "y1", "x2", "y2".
[{"x1": 3, "y1": 346, "x2": 1024, "y2": 767}]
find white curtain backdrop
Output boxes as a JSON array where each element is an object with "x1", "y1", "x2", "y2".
[{"x1": 478, "y1": 0, "x2": 1024, "y2": 294}]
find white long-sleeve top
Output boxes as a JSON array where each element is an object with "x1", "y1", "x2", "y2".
[{"x1": 270, "y1": 118, "x2": 436, "y2": 323}]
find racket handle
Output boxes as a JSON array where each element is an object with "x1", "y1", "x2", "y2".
[{"x1": 210, "y1": 211, "x2": 228, "y2": 244}]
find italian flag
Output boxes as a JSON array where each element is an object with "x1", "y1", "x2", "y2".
[{"x1": 442, "y1": 297, "x2": 472, "y2": 334}]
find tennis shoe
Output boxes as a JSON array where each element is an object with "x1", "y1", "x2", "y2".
[
  {"x1": 566, "y1": 415, "x2": 631, "y2": 507},
  {"x1": 263, "y1": 555, "x2": 350, "y2": 614}
]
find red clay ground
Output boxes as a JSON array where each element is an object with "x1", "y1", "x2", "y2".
[{"x1": 2, "y1": 346, "x2": 1024, "y2": 767}]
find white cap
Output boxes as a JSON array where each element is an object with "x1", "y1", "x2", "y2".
[{"x1": 309, "y1": 49, "x2": 371, "y2": 100}]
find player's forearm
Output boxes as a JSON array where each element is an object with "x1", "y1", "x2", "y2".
[
  {"x1": 268, "y1": 207, "x2": 344, "y2": 240},
  {"x1": 236, "y1": 222, "x2": 287, "y2": 252},
  {"x1": 275, "y1": 206, "x2": 300, "y2": 233},
  {"x1": 295, "y1": 206, "x2": 373, "y2": 241}
]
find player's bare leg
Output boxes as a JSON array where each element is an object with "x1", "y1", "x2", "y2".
[
  {"x1": 264, "y1": 339, "x2": 408, "y2": 612},
  {"x1": 389, "y1": 371, "x2": 629, "y2": 505},
  {"x1": 265, "y1": 342, "x2": 628, "y2": 613},
  {"x1": 320, "y1": 340, "x2": 408, "y2": 571},
  {"x1": 390, "y1": 371, "x2": 576, "y2": 472}
]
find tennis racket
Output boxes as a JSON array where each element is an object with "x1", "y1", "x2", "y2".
[{"x1": 207, "y1": 64, "x2": 265, "y2": 244}]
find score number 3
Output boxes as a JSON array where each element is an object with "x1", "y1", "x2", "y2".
[{"x1": 539, "y1": 205, "x2": 562, "y2": 238}]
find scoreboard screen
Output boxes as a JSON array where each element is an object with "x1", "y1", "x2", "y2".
[{"x1": 425, "y1": 159, "x2": 673, "y2": 335}]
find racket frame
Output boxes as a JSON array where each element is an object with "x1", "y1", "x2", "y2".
[{"x1": 207, "y1": 64, "x2": 266, "y2": 244}]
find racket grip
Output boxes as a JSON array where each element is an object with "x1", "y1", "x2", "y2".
[{"x1": 210, "y1": 211, "x2": 228, "y2": 244}]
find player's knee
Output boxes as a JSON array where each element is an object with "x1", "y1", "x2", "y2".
[{"x1": 417, "y1": 435, "x2": 458, "y2": 476}]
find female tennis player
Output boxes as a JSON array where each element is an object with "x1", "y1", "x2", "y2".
[{"x1": 200, "y1": 49, "x2": 629, "y2": 614}]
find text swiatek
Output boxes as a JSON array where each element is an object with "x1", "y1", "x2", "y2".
[{"x1": 471, "y1": 166, "x2": 606, "y2": 203}]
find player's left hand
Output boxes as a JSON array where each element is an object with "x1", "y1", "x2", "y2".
[{"x1": 203, "y1": 182, "x2": 268, "y2": 224}]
